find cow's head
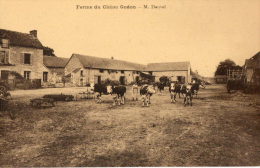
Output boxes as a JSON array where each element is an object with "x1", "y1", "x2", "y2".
[
  {"x1": 170, "y1": 82, "x2": 175, "y2": 89},
  {"x1": 147, "y1": 85, "x2": 156, "y2": 94},
  {"x1": 107, "y1": 85, "x2": 113, "y2": 94},
  {"x1": 186, "y1": 84, "x2": 192, "y2": 92}
]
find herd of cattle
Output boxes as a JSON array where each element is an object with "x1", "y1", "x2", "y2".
[{"x1": 84, "y1": 82, "x2": 202, "y2": 107}]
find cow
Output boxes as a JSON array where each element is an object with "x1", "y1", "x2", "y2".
[
  {"x1": 94, "y1": 83, "x2": 126, "y2": 106},
  {"x1": 156, "y1": 82, "x2": 165, "y2": 94},
  {"x1": 183, "y1": 85, "x2": 193, "y2": 106},
  {"x1": 191, "y1": 83, "x2": 200, "y2": 98},
  {"x1": 140, "y1": 84, "x2": 156, "y2": 107},
  {"x1": 169, "y1": 82, "x2": 185, "y2": 103}
]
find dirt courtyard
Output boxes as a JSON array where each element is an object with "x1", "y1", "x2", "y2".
[{"x1": 0, "y1": 84, "x2": 259, "y2": 166}]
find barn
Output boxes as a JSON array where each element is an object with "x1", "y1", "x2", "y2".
[
  {"x1": 65, "y1": 54, "x2": 146, "y2": 86},
  {"x1": 145, "y1": 62, "x2": 191, "y2": 84},
  {"x1": 43, "y1": 56, "x2": 69, "y2": 86},
  {"x1": 243, "y1": 51, "x2": 260, "y2": 89}
]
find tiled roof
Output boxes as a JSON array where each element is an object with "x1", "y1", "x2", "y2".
[
  {"x1": 245, "y1": 52, "x2": 260, "y2": 69},
  {"x1": 72, "y1": 54, "x2": 146, "y2": 71},
  {"x1": 0, "y1": 29, "x2": 43, "y2": 49},
  {"x1": 43, "y1": 56, "x2": 69, "y2": 68},
  {"x1": 146, "y1": 62, "x2": 190, "y2": 71}
]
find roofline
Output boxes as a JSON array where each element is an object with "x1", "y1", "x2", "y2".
[
  {"x1": 144, "y1": 69, "x2": 189, "y2": 72},
  {"x1": 9, "y1": 44, "x2": 43, "y2": 49},
  {"x1": 0, "y1": 29, "x2": 44, "y2": 49},
  {"x1": 64, "y1": 54, "x2": 84, "y2": 68},
  {"x1": 45, "y1": 66, "x2": 66, "y2": 68},
  {"x1": 84, "y1": 66, "x2": 144, "y2": 71},
  {"x1": 147, "y1": 61, "x2": 190, "y2": 65}
]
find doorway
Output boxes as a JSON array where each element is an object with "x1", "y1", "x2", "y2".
[{"x1": 119, "y1": 76, "x2": 125, "y2": 85}]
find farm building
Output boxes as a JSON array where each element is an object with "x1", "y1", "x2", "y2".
[
  {"x1": 145, "y1": 62, "x2": 191, "y2": 84},
  {"x1": 0, "y1": 29, "x2": 44, "y2": 81},
  {"x1": 43, "y1": 56, "x2": 69, "y2": 86},
  {"x1": 65, "y1": 54, "x2": 146, "y2": 86},
  {"x1": 243, "y1": 52, "x2": 260, "y2": 89},
  {"x1": 215, "y1": 75, "x2": 227, "y2": 84}
]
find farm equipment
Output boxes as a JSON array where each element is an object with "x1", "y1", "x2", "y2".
[
  {"x1": 43, "y1": 93, "x2": 74, "y2": 101},
  {"x1": 30, "y1": 98, "x2": 55, "y2": 108},
  {"x1": 30, "y1": 93, "x2": 74, "y2": 108}
]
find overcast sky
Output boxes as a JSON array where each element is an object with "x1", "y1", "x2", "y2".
[{"x1": 1, "y1": 0, "x2": 259, "y2": 77}]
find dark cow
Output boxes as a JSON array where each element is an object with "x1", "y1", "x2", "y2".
[
  {"x1": 94, "y1": 84, "x2": 126, "y2": 105},
  {"x1": 156, "y1": 82, "x2": 165, "y2": 94},
  {"x1": 191, "y1": 83, "x2": 200, "y2": 98},
  {"x1": 140, "y1": 84, "x2": 156, "y2": 106}
]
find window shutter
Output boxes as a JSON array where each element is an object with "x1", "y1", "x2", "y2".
[
  {"x1": 4, "y1": 51, "x2": 9, "y2": 64},
  {"x1": 20, "y1": 53, "x2": 24, "y2": 64},
  {"x1": 30, "y1": 54, "x2": 33, "y2": 65}
]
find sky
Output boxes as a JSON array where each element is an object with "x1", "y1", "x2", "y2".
[{"x1": 0, "y1": 0, "x2": 259, "y2": 77}]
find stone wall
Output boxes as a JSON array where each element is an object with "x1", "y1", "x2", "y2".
[
  {"x1": 152, "y1": 70, "x2": 191, "y2": 83},
  {"x1": 0, "y1": 46, "x2": 44, "y2": 80}
]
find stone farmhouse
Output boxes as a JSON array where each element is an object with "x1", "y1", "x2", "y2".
[
  {"x1": 145, "y1": 62, "x2": 191, "y2": 83},
  {"x1": 0, "y1": 29, "x2": 44, "y2": 81},
  {"x1": 65, "y1": 54, "x2": 146, "y2": 86},
  {"x1": 65, "y1": 54, "x2": 192, "y2": 86}
]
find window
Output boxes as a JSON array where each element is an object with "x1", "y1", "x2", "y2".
[
  {"x1": 99, "y1": 69, "x2": 104, "y2": 73},
  {"x1": 1, "y1": 70, "x2": 9, "y2": 80},
  {"x1": 1, "y1": 39, "x2": 9, "y2": 48},
  {"x1": 24, "y1": 53, "x2": 31, "y2": 64},
  {"x1": 80, "y1": 70, "x2": 83, "y2": 77},
  {"x1": 121, "y1": 70, "x2": 125, "y2": 74},
  {"x1": 24, "y1": 71, "x2": 31, "y2": 80},
  {"x1": 43, "y1": 72, "x2": 48, "y2": 82},
  {"x1": 0, "y1": 51, "x2": 9, "y2": 64}
]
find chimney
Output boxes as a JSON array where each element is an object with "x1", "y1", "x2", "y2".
[
  {"x1": 111, "y1": 56, "x2": 114, "y2": 60},
  {"x1": 29, "y1": 30, "x2": 37, "y2": 38}
]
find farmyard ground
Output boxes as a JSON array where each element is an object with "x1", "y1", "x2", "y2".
[{"x1": 0, "y1": 85, "x2": 259, "y2": 166}]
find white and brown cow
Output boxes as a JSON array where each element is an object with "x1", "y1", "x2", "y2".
[
  {"x1": 94, "y1": 83, "x2": 126, "y2": 106},
  {"x1": 140, "y1": 84, "x2": 156, "y2": 107}
]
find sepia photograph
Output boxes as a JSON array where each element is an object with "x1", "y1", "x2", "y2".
[{"x1": 0, "y1": 0, "x2": 259, "y2": 167}]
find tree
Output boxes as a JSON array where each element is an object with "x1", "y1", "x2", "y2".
[
  {"x1": 43, "y1": 46, "x2": 56, "y2": 56},
  {"x1": 215, "y1": 59, "x2": 237, "y2": 76}
]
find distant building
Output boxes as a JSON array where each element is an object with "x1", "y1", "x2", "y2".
[
  {"x1": 215, "y1": 75, "x2": 227, "y2": 84},
  {"x1": 65, "y1": 54, "x2": 146, "y2": 86},
  {"x1": 0, "y1": 29, "x2": 44, "y2": 81},
  {"x1": 43, "y1": 56, "x2": 69, "y2": 86},
  {"x1": 145, "y1": 62, "x2": 191, "y2": 83},
  {"x1": 243, "y1": 52, "x2": 260, "y2": 88}
]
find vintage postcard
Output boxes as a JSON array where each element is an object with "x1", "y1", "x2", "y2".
[{"x1": 0, "y1": 0, "x2": 259, "y2": 167}]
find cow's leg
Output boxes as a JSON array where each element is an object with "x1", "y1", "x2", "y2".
[
  {"x1": 173, "y1": 92, "x2": 177, "y2": 102},
  {"x1": 170, "y1": 92, "x2": 173, "y2": 103},
  {"x1": 146, "y1": 95, "x2": 150, "y2": 107},
  {"x1": 121, "y1": 94, "x2": 125, "y2": 105},
  {"x1": 178, "y1": 92, "x2": 181, "y2": 98},
  {"x1": 96, "y1": 94, "x2": 101, "y2": 103},
  {"x1": 141, "y1": 95, "x2": 145, "y2": 106},
  {"x1": 113, "y1": 95, "x2": 117, "y2": 106},
  {"x1": 118, "y1": 95, "x2": 121, "y2": 105},
  {"x1": 183, "y1": 95, "x2": 186, "y2": 106}
]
